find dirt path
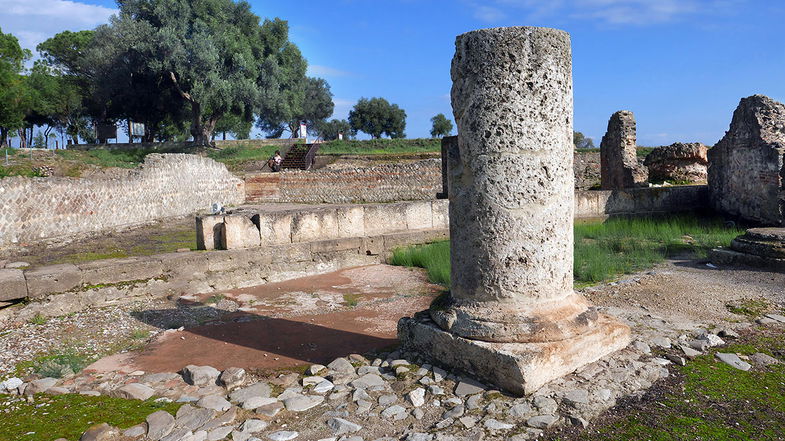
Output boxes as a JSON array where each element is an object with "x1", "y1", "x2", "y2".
[{"x1": 584, "y1": 258, "x2": 785, "y2": 326}]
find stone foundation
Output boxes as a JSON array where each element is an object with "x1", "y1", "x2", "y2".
[
  {"x1": 710, "y1": 227, "x2": 785, "y2": 271},
  {"x1": 398, "y1": 312, "x2": 631, "y2": 395}
]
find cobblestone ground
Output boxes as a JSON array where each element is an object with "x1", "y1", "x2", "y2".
[{"x1": 0, "y1": 260, "x2": 783, "y2": 440}]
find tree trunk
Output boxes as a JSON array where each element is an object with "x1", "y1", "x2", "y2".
[
  {"x1": 18, "y1": 128, "x2": 27, "y2": 149},
  {"x1": 0, "y1": 128, "x2": 8, "y2": 148},
  {"x1": 190, "y1": 102, "x2": 217, "y2": 147}
]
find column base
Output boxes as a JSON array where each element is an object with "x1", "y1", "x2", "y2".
[{"x1": 397, "y1": 310, "x2": 631, "y2": 396}]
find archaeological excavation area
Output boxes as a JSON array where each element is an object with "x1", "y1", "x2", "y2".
[{"x1": 1, "y1": 25, "x2": 785, "y2": 441}]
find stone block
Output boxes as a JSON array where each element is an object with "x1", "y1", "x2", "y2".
[
  {"x1": 252, "y1": 212, "x2": 293, "y2": 246},
  {"x1": 364, "y1": 204, "x2": 407, "y2": 236},
  {"x1": 79, "y1": 257, "x2": 164, "y2": 287},
  {"x1": 362, "y1": 236, "x2": 385, "y2": 256},
  {"x1": 0, "y1": 269, "x2": 27, "y2": 301},
  {"x1": 291, "y1": 210, "x2": 339, "y2": 243},
  {"x1": 431, "y1": 200, "x2": 449, "y2": 229},
  {"x1": 310, "y1": 238, "x2": 362, "y2": 254},
  {"x1": 383, "y1": 229, "x2": 449, "y2": 252},
  {"x1": 404, "y1": 201, "x2": 433, "y2": 230},
  {"x1": 336, "y1": 206, "x2": 365, "y2": 238},
  {"x1": 158, "y1": 252, "x2": 210, "y2": 276},
  {"x1": 196, "y1": 215, "x2": 225, "y2": 251},
  {"x1": 271, "y1": 243, "x2": 313, "y2": 264},
  {"x1": 221, "y1": 215, "x2": 261, "y2": 250},
  {"x1": 398, "y1": 313, "x2": 631, "y2": 396},
  {"x1": 25, "y1": 264, "x2": 81, "y2": 298}
]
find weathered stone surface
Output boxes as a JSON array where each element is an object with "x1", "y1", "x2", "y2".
[
  {"x1": 196, "y1": 215, "x2": 225, "y2": 251},
  {"x1": 283, "y1": 394, "x2": 324, "y2": 411},
  {"x1": 229, "y1": 382, "x2": 271, "y2": 404},
  {"x1": 731, "y1": 228, "x2": 785, "y2": 259},
  {"x1": 715, "y1": 352, "x2": 752, "y2": 371},
  {"x1": 600, "y1": 110, "x2": 647, "y2": 189},
  {"x1": 709, "y1": 95, "x2": 785, "y2": 226},
  {"x1": 183, "y1": 365, "x2": 221, "y2": 386},
  {"x1": 196, "y1": 395, "x2": 232, "y2": 412},
  {"x1": 644, "y1": 142, "x2": 708, "y2": 183},
  {"x1": 0, "y1": 269, "x2": 26, "y2": 301},
  {"x1": 326, "y1": 417, "x2": 362, "y2": 435},
  {"x1": 350, "y1": 374, "x2": 384, "y2": 389},
  {"x1": 78, "y1": 256, "x2": 163, "y2": 287},
  {"x1": 327, "y1": 357, "x2": 356, "y2": 374},
  {"x1": 401, "y1": 26, "x2": 630, "y2": 396},
  {"x1": 113, "y1": 383, "x2": 156, "y2": 401},
  {"x1": 218, "y1": 367, "x2": 246, "y2": 390},
  {"x1": 146, "y1": 410, "x2": 176, "y2": 441},
  {"x1": 399, "y1": 314, "x2": 630, "y2": 396},
  {"x1": 25, "y1": 264, "x2": 81, "y2": 298},
  {"x1": 220, "y1": 215, "x2": 261, "y2": 249},
  {"x1": 80, "y1": 423, "x2": 119, "y2": 441},
  {"x1": 123, "y1": 423, "x2": 147, "y2": 438}
]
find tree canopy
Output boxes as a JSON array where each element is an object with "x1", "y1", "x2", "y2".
[
  {"x1": 430, "y1": 113, "x2": 453, "y2": 138},
  {"x1": 0, "y1": 1, "x2": 337, "y2": 147},
  {"x1": 316, "y1": 119, "x2": 353, "y2": 141},
  {"x1": 348, "y1": 97, "x2": 406, "y2": 139},
  {"x1": 0, "y1": 27, "x2": 31, "y2": 146},
  {"x1": 574, "y1": 131, "x2": 596, "y2": 149}
]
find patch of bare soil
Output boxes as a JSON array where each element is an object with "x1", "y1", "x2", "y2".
[
  {"x1": 582, "y1": 258, "x2": 785, "y2": 325},
  {"x1": 0, "y1": 216, "x2": 196, "y2": 267},
  {"x1": 87, "y1": 265, "x2": 442, "y2": 374}
]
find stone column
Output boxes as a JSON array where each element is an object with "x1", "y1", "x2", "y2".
[
  {"x1": 600, "y1": 111, "x2": 647, "y2": 189},
  {"x1": 432, "y1": 26, "x2": 591, "y2": 343},
  {"x1": 398, "y1": 26, "x2": 631, "y2": 395}
]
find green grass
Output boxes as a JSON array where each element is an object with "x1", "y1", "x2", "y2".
[
  {"x1": 318, "y1": 138, "x2": 441, "y2": 155},
  {"x1": 206, "y1": 144, "x2": 287, "y2": 169},
  {"x1": 390, "y1": 240, "x2": 451, "y2": 286},
  {"x1": 130, "y1": 329, "x2": 150, "y2": 340},
  {"x1": 558, "y1": 329, "x2": 785, "y2": 441},
  {"x1": 342, "y1": 293, "x2": 362, "y2": 307},
  {"x1": 28, "y1": 314, "x2": 47, "y2": 325},
  {"x1": 390, "y1": 215, "x2": 742, "y2": 287},
  {"x1": 15, "y1": 349, "x2": 94, "y2": 379},
  {"x1": 0, "y1": 163, "x2": 46, "y2": 178},
  {"x1": 0, "y1": 394, "x2": 181, "y2": 441},
  {"x1": 55, "y1": 148, "x2": 158, "y2": 169}
]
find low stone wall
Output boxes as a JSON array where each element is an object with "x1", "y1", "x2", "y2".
[
  {"x1": 575, "y1": 185, "x2": 709, "y2": 218},
  {"x1": 197, "y1": 200, "x2": 449, "y2": 250},
  {"x1": 245, "y1": 159, "x2": 442, "y2": 204},
  {"x1": 69, "y1": 138, "x2": 296, "y2": 151},
  {"x1": 0, "y1": 228, "x2": 448, "y2": 324},
  {"x1": 0, "y1": 154, "x2": 244, "y2": 249}
]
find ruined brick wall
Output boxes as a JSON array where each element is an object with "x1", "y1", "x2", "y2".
[
  {"x1": 709, "y1": 95, "x2": 785, "y2": 226},
  {"x1": 245, "y1": 159, "x2": 442, "y2": 204},
  {"x1": 0, "y1": 154, "x2": 245, "y2": 249}
]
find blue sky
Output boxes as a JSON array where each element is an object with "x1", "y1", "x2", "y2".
[{"x1": 2, "y1": 0, "x2": 784, "y2": 145}]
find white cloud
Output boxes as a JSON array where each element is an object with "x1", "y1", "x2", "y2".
[
  {"x1": 473, "y1": 5, "x2": 506, "y2": 22},
  {"x1": 468, "y1": 0, "x2": 737, "y2": 26},
  {"x1": 307, "y1": 64, "x2": 353, "y2": 78},
  {"x1": 0, "y1": 0, "x2": 116, "y2": 53}
]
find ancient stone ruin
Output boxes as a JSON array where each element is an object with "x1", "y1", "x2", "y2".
[
  {"x1": 709, "y1": 94, "x2": 785, "y2": 226},
  {"x1": 600, "y1": 110, "x2": 647, "y2": 189},
  {"x1": 399, "y1": 26, "x2": 630, "y2": 396},
  {"x1": 644, "y1": 142, "x2": 708, "y2": 184},
  {"x1": 711, "y1": 227, "x2": 785, "y2": 271}
]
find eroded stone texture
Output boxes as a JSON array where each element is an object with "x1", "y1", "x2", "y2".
[
  {"x1": 600, "y1": 111, "x2": 647, "y2": 189},
  {"x1": 644, "y1": 142, "x2": 708, "y2": 183},
  {"x1": 708, "y1": 95, "x2": 785, "y2": 226},
  {"x1": 220, "y1": 215, "x2": 261, "y2": 249},
  {"x1": 437, "y1": 26, "x2": 584, "y2": 343},
  {"x1": 400, "y1": 26, "x2": 630, "y2": 396}
]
